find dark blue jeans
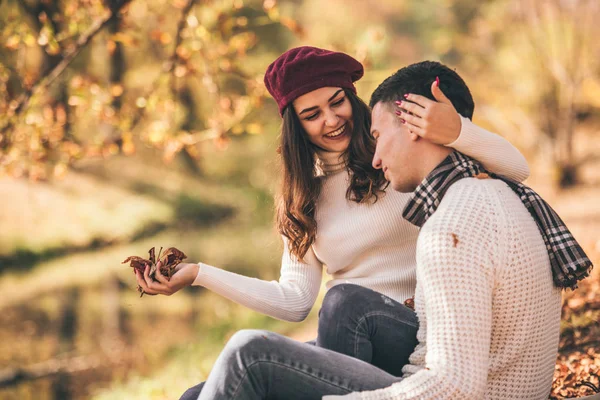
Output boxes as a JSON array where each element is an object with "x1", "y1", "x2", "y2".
[
  {"x1": 316, "y1": 284, "x2": 418, "y2": 377},
  {"x1": 179, "y1": 284, "x2": 418, "y2": 399}
]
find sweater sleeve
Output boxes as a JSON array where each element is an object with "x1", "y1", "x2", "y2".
[
  {"x1": 352, "y1": 183, "x2": 499, "y2": 400},
  {"x1": 446, "y1": 116, "x2": 530, "y2": 182},
  {"x1": 191, "y1": 237, "x2": 323, "y2": 322}
]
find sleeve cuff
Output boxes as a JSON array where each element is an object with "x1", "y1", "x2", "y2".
[
  {"x1": 192, "y1": 262, "x2": 212, "y2": 286},
  {"x1": 444, "y1": 115, "x2": 478, "y2": 150}
]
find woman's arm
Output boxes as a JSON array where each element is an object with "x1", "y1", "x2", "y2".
[
  {"x1": 447, "y1": 116, "x2": 530, "y2": 182},
  {"x1": 136, "y1": 237, "x2": 323, "y2": 322}
]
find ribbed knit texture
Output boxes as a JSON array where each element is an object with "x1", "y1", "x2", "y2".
[
  {"x1": 315, "y1": 149, "x2": 347, "y2": 175},
  {"x1": 348, "y1": 179, "x2": 562, "y2": 400},
  {"x1": 192, "y1": 117, "x2": 531, "y2": 322}
]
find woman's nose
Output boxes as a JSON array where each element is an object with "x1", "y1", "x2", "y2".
[{"x1": 324, "y1": 110, "x2": 339, "y2": 127}]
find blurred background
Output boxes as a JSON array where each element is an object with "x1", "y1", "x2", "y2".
[{"x1": 0, "y1": 0, "x2": 599, "y2": 398}]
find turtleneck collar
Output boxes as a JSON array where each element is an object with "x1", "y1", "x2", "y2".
[{"x1": 314, "y1": 149, "x2": 347, "y2": 176}]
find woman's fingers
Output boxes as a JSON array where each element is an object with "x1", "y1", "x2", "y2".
[
  {"x1": 137, "y1": 264, "x2": 171, "y2": 295},
  {"x1": 406, "y1": 125, "x2": 424, "y2": 138},
  {"x1": 135, "y1": 268, "x2": 147, "y2": 287},
  {"x1": 155, "y1": 268, "x2": 169, "y2": 284},
  {"x1": 394, "y1": 109, "x2": 427, "y2": 139},
  {"x1": 396, "y1": 109, "x2": 425, "y2": 128},
  {"x1": 403, "y1": 93, "x2": 435, "y2": 109},
  {"x1": 135, "y1": 269, "x2": 158, "y2": 295},
  {"x1": 395, "y1": 99, "x2": 426, "y2": 118},
  {"x1": 430, "y1": 80, "x2": 455, "y2": 107},
  {"x1": 155, "y1": 261, "x2": 170, "y2": 285},
  {"x1": 143, "y1": 264, "x2": 154, "y2": 286}
]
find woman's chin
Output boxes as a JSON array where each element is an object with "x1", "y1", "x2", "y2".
[{"x1": 320, "y1": 136, "x2": 351, "y2": 153}]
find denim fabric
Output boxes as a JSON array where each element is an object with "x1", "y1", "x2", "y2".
[
  {"x1": 317, "y1": 284, "x2": 418, "y2": 377},
  {"x1": 180, "y1": 382, "x2": 205, "y2": 400},
  {"x1": 180, "y1": 284, "x2": 418, "y2": 399},
  {"x1": 197, "y1": 329, "x2": 402, "y2": 400}
]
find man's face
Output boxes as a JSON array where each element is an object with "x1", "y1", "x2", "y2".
[{"x1": 371, "y1": 102, "x2": 419, "y2": 192}]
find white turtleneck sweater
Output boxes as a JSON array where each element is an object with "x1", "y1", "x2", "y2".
[{"x1": 192, "y1": 117, "x2": 531, "y2": 322}]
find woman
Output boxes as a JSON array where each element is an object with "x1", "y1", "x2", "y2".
[{"x1": 134, "y1": 46, "x2": 530, "y2": 394}]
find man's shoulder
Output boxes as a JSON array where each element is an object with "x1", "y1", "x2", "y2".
[
  {"x1": 434, "y1": 177, "x2": 512, "y2": 218},
  {"x1": 445, "y1": 176, "x2": 513, "y2": 200},
  {"x1": 420, "y1": 178, "x2": 512, "y2": 243}
]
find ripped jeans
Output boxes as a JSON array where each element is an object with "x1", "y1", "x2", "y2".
[{"x1": 180, "y1": 284, "x2": 418, "y2": 399}]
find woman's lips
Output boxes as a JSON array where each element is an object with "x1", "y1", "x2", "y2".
[{"x1": 324, "y1": 124, "x2": 349, "y2": 141}]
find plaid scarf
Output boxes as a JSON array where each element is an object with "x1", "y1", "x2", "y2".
[{"x1": 403, "y1": 151, "x2": 593, "y2": 290}]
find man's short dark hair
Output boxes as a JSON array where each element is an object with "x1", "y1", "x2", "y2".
[{"x1": 369, "y1": 61, "x2": 475, "y2": 119}]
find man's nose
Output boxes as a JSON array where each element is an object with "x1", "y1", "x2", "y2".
[{"x1": 372, "y1": 153, "x2": 382, "y2": 170}]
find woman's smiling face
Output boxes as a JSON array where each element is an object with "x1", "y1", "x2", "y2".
[{"x1": 292, "y1": 87, "x2": 353, "y2": 153}]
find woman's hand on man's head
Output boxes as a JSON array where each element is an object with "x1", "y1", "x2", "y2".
[{"x1": 394, "y1": 79, "x2": 462, "y2": 146}]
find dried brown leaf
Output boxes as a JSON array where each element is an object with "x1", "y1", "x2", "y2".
[{"x1": 122, "y1": 247, "x2": 187, "y2": 297}]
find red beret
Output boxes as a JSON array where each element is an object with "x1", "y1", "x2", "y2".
[{"x1": 264, "y1": 46, "x2": 364, "y2": 116}]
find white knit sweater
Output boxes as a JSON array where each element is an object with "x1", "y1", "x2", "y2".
[
  {"x1": 342, "y1": 178, "x2": 562, "y2": 400},
  {"x1": 192, "y1": 117, "x2": 531, "y2": 322}
]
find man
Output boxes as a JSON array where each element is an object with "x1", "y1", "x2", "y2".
[
  {"x1": 191, "y1": 62, "x2": 591, "y2": 400},
  {"x1": 351, "y1": 61, "x2": 570, "y2": 399}
]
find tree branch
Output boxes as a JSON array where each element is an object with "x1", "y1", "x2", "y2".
[
  {"x1": 126, "y1": 0, "x2": 197, "y2": 134},
  {"x1": 0, "y1": 0, "x2": 133, "y2": 140},
  {"x1": 170, "y1": 0, "x2": 197, "y2": 99}
]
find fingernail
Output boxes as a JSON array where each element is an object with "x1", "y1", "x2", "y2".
[
  {"x1": 403, "y1": 94, "x2": 409, "y2": 98},
  {"x1": 395, "y1": 110, "x2": 402, "y2": 116},
  {"x1": 435, "y1": 76, "x2": 440, "y2": 86},
  {"x1": 400, "y1": 119, "x2": 406, "y2": 124},
  {"x1": 395, "y1": 100, "x2": 402, "y2": 106}
]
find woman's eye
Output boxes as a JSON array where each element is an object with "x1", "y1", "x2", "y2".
[
  {"x1": 305, "y1": 113, "x2": 319, "y2": 121},
  {"x1": 331, "y1": 97, "x2": 345, "y2": 107}
]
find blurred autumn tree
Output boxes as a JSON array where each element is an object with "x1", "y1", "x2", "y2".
[
  {"x1": 416, "y1": 0, "x2": 600, "y2": 188},
  {"x1": 0, "y1": 0, "x2": 296, "y2": 181},
  {"x1": 2, "y1": 0, "x2": 599, "y2": 187},
  {"x1": 468, "y1": 0, "x2": 600, "y2": 187}
]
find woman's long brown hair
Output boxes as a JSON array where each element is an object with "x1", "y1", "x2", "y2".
[{"x1": 276, "y1": 89, "x2": 388, "y2": 260}]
